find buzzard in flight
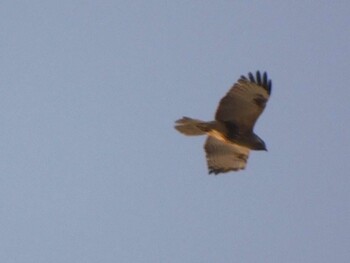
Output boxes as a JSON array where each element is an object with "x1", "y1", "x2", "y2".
[{"x1": 174, "y1": 71, "x2": 272, "y2": 175}]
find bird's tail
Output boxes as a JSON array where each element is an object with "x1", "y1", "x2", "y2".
[{"x1": 174, "y1": 117, "x2": 210, "y2": 136}]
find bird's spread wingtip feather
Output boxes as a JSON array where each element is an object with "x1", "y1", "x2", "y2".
[
  {"x1": 256, "y1": 71, "x2": 261, "y2": 85},
  {"x1": 248, "y1": 72, "x2": 255, "y2": 83}
]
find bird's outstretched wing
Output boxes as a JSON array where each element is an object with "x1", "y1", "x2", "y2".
[
  {"x1": 215, "y1": 71, "x2": 272, "y2": 131},
  {"x1": 204, "y1": 136, "x2": 250, "y2": 174}
]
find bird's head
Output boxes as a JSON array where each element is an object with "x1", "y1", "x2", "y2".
[{"x1": 251, "y1": 135, "x2": 267, "y2": 151}]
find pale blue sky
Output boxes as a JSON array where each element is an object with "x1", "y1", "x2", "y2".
[{"x1": 0, "y1": 1, "x2": 349, "y2": 262}]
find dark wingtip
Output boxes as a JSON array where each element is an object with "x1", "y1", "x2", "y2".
[
  {"x1": 256, "y1": 71, "x2": 262, "y2": 85},
  {"x1": 248, "y1": 72, "x2": 255, "y2": 83},
  {"x1": 208, "y1": 168, "x2": 222, "y2": 175},
  {"x1": 208, "y1": 167, "x2": 241, "y2": 175},
  {"x1": 268, "y1": 80, "x2": 272, "y2": 93},
  {"x1": 243, "y1": 71, "x2": 272, "y2": 95}
]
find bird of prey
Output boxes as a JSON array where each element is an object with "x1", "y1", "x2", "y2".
[{"x1": 174, "y1": 71, "x2": 272, "y2": 175}]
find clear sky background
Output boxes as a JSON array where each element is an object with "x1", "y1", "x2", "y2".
[{"x1": 1, "y1": 1, "x2": 349, "y2": 262}]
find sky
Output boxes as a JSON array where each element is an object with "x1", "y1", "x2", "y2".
[{"x1": 0, "y1": 1, "x2": 349, "y2": 262}]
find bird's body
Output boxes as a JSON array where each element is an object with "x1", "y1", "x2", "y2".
[{"x1": 174, "y1": 71, "x2": 272, "y2": 175}]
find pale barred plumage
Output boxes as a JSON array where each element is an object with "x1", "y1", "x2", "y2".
[{"x1": 175, "y1": 71, "x2": 272, "y2": 175}]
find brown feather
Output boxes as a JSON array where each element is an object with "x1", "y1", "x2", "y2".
[
  {"x1": 215, "y1": 71, "x2": 271, "y2": 131},
  {"x1": 204, "y1": 136, "x2": 250, "y2": 174}
]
